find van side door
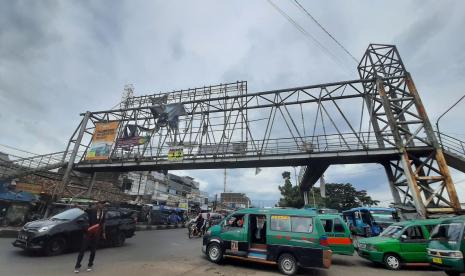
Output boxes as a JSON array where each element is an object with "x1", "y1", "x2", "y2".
[
  {"x1": 399, "y1": 225, "x2": 428, "y2": 263},
  {"x1": 220, "y1": 214, "x2": 248, "y2": 256},
  {"x1": 329, "y1": 217, "x2": 354, "y2": 255}
]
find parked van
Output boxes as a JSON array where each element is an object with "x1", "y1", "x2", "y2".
[
  {"x1": 319, "y1": 214, "x2": 354, "y2": 255},
  {"x1": 358, "y1": 218, "x2": 444, "y2": 270},
  {"x1": 343, "y1": 207, "x2": 399, "y2": 237},
  {"x1": 202, "y1": 208, "x2": 332, "y2": 275},
  {"x1": 427, "y1": 216, "x2": 465, "y2": 276}
]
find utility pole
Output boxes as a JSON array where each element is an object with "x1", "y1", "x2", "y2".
[
  {"x1": 214, "y1": 194, "x2": 218, "y2": 211},
  {"x1": 223, "y1": 168, "x2": 227, "y2": 192}
]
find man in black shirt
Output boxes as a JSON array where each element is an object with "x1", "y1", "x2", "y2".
[{"x1": 74, "y1": 201, "x2": 106, "y2": 273}]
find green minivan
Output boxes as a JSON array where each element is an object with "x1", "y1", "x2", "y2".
[
  {"x1": 319, "y1": 214, "x2": 355, "y2": 255},
  {"x1": 202, "y1": 208, "x2": 332, "y2": 275},
  {"x1": 358, "y1": 218, "x2": 444, "y2": 270},
  {"x1": 427, "y1": 216, "x2": 465, "y2": 276}
]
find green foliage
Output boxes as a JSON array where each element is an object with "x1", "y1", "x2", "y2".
[
  {"x1": 277, "y1": 171, "x2": 304, "y2": 208},
  {"x1": 314, "y1": 183, "x2": 380, "y2": 211},
  {"x1": 277, "y1": 171, "x2": 379, "y2": 211}
]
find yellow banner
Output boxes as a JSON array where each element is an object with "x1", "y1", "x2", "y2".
[
  {"x1": 168, "y1": 147, "x2": 184, "y2": 161},
  {"x1": 86, "y1": 122, "x2": 119, "y2": 160}
]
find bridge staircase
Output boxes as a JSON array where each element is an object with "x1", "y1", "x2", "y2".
[
  {"x1": 0, "y1": 151, "x2": 69, "y2": 181},
  {"x1": 437, "y1": 132, "x2": 465, "y2": 173},
  {"x1": 298, "y1": 132, "x2": 465, "y2": 209}
]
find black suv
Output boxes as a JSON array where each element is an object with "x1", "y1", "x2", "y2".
[{"x1": 12, "y1": 208, "x2": 136, "y2": 256}]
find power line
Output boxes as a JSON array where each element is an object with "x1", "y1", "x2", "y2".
[
  {"x1": 292, "y1": 0, "x2": 358, "y2": 63},
  {"x1": 266, "y1": 0, "x2": 352, "y2": 76}
]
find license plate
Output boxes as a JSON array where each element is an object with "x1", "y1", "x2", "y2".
[
  {"x1": 432, "y1": 257, "x2": 443, "y2": 264},
  {"x1": 18, "y1": 234, "x2": 27, "y2": 240}
]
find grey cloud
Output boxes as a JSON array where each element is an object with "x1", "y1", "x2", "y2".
[{"x1": 1, "y1": 0, "x2": 465, "y2": 203}]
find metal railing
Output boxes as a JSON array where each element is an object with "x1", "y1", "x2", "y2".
[
  {"x1": 0, "y1": 151, "x2": 71, "y2": 180},
  {"x1": 436, "y1": 132, "x2": 465, "y2": 158},
  {"x1": 84, "y1": 132, "x2": 400, "y2": 165}
]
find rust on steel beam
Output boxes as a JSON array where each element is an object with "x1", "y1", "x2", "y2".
[
  {"x1": 376, "y1": 78, "x2": 426, "y2": 217},
  {"x1": 405, "y1": 73, "x2": 461, "y2": 212}
]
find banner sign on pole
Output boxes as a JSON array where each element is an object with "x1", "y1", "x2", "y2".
[{"x1": 86, "y1": 122, "x2": 119, "y2": 160}]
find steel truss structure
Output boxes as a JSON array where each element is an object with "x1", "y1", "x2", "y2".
[
  {"x1": 357, "y1": 44, "x2": 460, "y2": 217},
  {"x1": 55, "y1": 44, "x2": 464, "y2": 217}
]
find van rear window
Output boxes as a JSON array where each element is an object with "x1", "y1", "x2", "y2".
[{"x1": 270, "y1": 215, "x2": 313, "y2": 233}]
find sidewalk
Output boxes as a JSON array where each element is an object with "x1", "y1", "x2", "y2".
[
  {"x1": 0, "y1": 223, "x2": 186, "y2": 238},
  {"x1": 0, "y1": 226, "x2": 21, "y2": 238}
]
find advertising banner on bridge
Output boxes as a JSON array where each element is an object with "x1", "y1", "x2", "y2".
[
  {"x1": 115, "y1": 136, "x2": 150, "y2": 148},
  {"x1": 86, "y1": 122, "x2": 119, "y2": 160},
  {"x1": 197, "y1": 142, "x2": 247, "y2": 155},
  {"x1": 168, "y1": 147, "x2": 184, "y2": 161}
]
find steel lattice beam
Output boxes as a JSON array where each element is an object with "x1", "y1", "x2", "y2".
[{"x1": 55, "y1": 44, "x2": 464, "y2": 218}]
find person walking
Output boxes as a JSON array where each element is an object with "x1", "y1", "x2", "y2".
[{"x1": 74, "y1": 201, "x2": 106, "y2": 273}]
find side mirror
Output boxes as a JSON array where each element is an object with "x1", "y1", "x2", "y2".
[
  {"x1": 400, "y1": 234, "x2": 407, "y2": 240},
  {"x1": 77, "y1": 217, "x2": 86, "y2": 224}
]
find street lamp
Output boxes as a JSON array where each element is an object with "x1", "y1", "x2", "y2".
[{"x1": 435, "y1": 94, "x2": 465, "y2": 146}]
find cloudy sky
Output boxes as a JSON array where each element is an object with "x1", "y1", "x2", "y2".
[{"x1": 1, "y1": 0, "x2": 465, "y2": 206}]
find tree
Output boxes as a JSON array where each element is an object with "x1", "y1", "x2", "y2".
[
  {"x1": 277, "y1": 170, "x2": 379, "y2": 211},
  {"x1": 277, "y1": 171, "x2": 304, "y2": 208},
  {"x1": 314, "y1": 183, "x2": 380, "y2": 211}
]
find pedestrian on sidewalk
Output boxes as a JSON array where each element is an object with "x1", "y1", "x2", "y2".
[{"x1": 74, "y1": 201, "x2": 106, "y2": 273}]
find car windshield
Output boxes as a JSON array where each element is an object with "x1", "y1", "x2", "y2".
[
  {"x1": 370, "y1": 210, "x2": 395, "y2": 223},
  {"x1": 430, "y1": 223, "x2": 464, "y2": 242},
  {"x1": 380, "y1": 225, "x2": 403, "y2": 238},
  {"x1": 51, "y1": 208, "x2": 84, "y2": 221}
]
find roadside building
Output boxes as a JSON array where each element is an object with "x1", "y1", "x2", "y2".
[
  {"x1": 221, "y1": 192, "x2": 251, "y2": 209},
  {"x1": 121, "y1": 171, "x2": 208, "y2": 211}
]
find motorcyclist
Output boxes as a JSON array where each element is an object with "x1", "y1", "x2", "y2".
[
  {"x1": 194, "y1": 213, "x2": 204, "y2": 235},
  {"x1": 202, "y1": 213, "x2": 211, "y2": 234}
]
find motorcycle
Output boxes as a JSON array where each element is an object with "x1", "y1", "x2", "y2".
[{"x1": 188, "y1": 222, "x2": 203, "y2": 238}]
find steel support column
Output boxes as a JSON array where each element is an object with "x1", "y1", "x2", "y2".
[
  {"x1": 58, "y1": 111, "x2": 91, "y2": 198},
  {"x1": 382, "y1": 162, "x2": 402, "y2": 206},
  {"x1": 405, "y1": 73, "x2": 461, "y2": 211},
  {"x1": 376, "y1": 78, "x2": 426, "y2": 217},
  {"x1": 87, "y1": 172, "x2": 97, "y2": 197}
]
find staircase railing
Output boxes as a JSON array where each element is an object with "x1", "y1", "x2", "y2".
[
  {"x1": 436, "y1": 131, "x2": 465, "y2": 158},
  {"x1": 0, "y1": 151, "x2": 70, "y2": 180}
]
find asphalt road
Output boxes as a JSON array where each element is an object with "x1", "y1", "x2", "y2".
[{"x1": 0, "y1": 229, "x2": 444, "y2": 276}]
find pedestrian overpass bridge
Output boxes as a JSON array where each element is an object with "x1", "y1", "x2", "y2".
[{"x1": 2, "y1": 44, "x2": 465, "y2": 218}]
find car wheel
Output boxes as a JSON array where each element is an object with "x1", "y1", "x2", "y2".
[
  {"x1": 278, "y1": 253, "x2": 298, "y2": 275},
  {"x1": 207, "y1": 243, "x2": 223, "y2": 263},
  {"x1": 45, "y1": 237, "x2": 67, "y2": 256},
  {"x1": 383, "y1": 253, "x2": 401, "y2": 270}
]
